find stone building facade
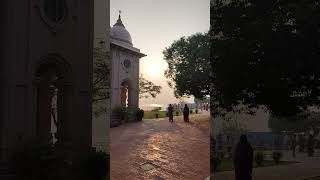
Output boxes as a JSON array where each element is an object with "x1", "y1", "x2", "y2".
[
  {"x1": 110, "y1": 15, "x2": 146, "y2": 111},
  {"x1": 92, "y1": 0, "x2": 110, "y2": 153},
  {"x1": 1, "y1": 0, "x2": 94, "y2": 168}
]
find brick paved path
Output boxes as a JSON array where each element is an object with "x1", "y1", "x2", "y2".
[
  {"x1": 110, "y1": 112, "x2": 210, "y2": 180},
  {"x1": 212, "y1": 150, "x2": 320, "y2": 180}
]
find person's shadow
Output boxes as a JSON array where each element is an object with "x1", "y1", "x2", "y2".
[{"x1": 169, "y1": 120, "x2": 184, "y2": 133}]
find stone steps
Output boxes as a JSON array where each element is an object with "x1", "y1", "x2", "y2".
[
  {"x1": 0, "y1": 164, "x2": 16, "y2": 180},
  {"x1": 110, "y1": 120, "x2": 121, "y2": 127}
]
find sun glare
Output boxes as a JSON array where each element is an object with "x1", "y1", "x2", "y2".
[{"x1": 147, "y1": 64, "x2": 162, "y2": 77}]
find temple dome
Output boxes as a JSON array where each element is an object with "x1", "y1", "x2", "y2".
[{"x1": 111, "y1": 15, "x2": 133, "y2": 46}]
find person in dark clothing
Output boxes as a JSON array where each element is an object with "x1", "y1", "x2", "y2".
[
  {"x1": 233, "y1": 134, "x2": 254, "y2": 180},
  {"x1": 183, "y1": 104, "x2": 190, "y2": 122},
  {"x1": 307, "y1": 134, "x2": 314, "y2": 157},
  {"x1": 291, "y1": 134, "x2": 297, "y2": 157},
  {"x1": 168, "y1": 104, "x2": 173, "y2": 122}
]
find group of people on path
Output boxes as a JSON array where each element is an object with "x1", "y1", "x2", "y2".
[
  {"x1": 167, "y1": 104, "x2": 190, "y2": 123},
  {"x1": 290, "y1": 133, "x2": 316, "y2": 157}
]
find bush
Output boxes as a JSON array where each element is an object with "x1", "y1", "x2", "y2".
[
  {"x1": 136, "y1": 109, "x2": 144, "y2": 121},
  {"x1": 255, "y1": 151, "x2": 264, "y2": 166},
  {"x1": 112, "y1": 107, "x2": 128, "y2": 121},
  {"x1": 217, "y1": 151, "x2": 225, "y2": 159},
  {"x1": 190, "y1": 110, "x2": 193, "y2": 114},
  {"x1": 272, "y1": 151, "x2": 283, "y2": 164},
  {"x1": 175, "y1": 111, "x2": 179, "y2": 116},
  {"x1": 83, "y1": 151, "x2": 109, "y2": 180},
  {"x1": 211, "y1": 156, "x2": 221, "y2": 172}
]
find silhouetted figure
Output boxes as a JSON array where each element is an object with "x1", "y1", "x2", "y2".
[
  {"x1": 291, "y1": 134, "x2": 297, "y2": 157},
  {"x1": 298, "y1": 134, "x2": 304, "y2": 152},
  {"x1": 168, "y1": 104, "x2": 173, "y2": 122},
  {"x1": 307, "y1": 134, "x2": 314, "y2": 157},
  {"x1": 183, "y1": 104, "x2": 189, "y2": 122},
  {"x1": 233, "y1": 134, "x2": 253, "y2": 180}
]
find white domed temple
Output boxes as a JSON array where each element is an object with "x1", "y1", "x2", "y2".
[{"x1": 110, "y1": 14, "x2": 146, "y2": 111}]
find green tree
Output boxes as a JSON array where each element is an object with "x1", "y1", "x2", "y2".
[
  {"x1": 93, "y1": 46, "x2": 110, "y2": 116},
  {"x1": 269, "y1": 111, "x2": 320, "y2": 135},
  {"x1": 139, "y1": 75, "x2": 162, "y2": 99},
  {"x1": 211, "y1": 0, "x2": 320, "y2": 116},
  {"x1": 163, "y1": 33, "x2": 210, "y2": 99},
  {"x1": 195, "y1": 97, "x2": 210, "y2": 104}
]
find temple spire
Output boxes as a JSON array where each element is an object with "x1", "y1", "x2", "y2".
[{"x1": 115, "y1": 10, "x2": 125, "y2": 27}]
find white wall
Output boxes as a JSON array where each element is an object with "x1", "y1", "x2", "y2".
[{"x1": 92, "y1": 0, "x2": 110, "y2": 153}]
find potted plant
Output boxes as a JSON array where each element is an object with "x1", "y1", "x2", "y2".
[
  {"x1": 136, "y1": 108, "x2": 144, "y2": 121},
  {"x1": 83, "y1": 150, "x2": 109, "y2": 180},
  {"x1": 112, "y1": 107, "x2": 128, "y2": 123},
  {"x1": 211, "y1": 155, "x2": 221, "y2": 172},
  {"x1": 255, "y1": 151, "x2": 264, "y2": 166},
  {"x1": 272, "y1": 151, "x2": 283, "y2": 164}
]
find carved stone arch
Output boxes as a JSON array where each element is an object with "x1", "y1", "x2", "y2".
[
  {"x1": 33, "y1": 54, "x2": 73, "y2": 146},
  {"x1": 121, "y1": 78, "x2": 132, "y2": 87},
  {"x1": 34, "y1": 54, "x2": 72, "y2": 83},
  {"x1": 35, "y1": 0, "x2": 75, "y2": 33},
  {"x1": 120, "y1": 78, "x2": 133, "y2": 107}
]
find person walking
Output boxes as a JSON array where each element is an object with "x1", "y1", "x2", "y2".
[
  {"x1": 168, "y1": 104, "x2": 173, "y2": 122},
  {"x1": 233, "y1": 134, "x2": 253, "y2": 180},
  {"x1": 291, "y1": 134, "x2": 297, "y2": 157},
  {"x1": 307, "y1": 134, "x2": 314, "y2": 157},
  {"x1": 183, "y1": 104, "x2": 190, "y2": 122}
]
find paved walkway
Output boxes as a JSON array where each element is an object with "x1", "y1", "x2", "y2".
[
  {"x1": 110, "y1": 112, "x2": 210, "y2": 180},
  {"x1": 213, "y1": 150, "x2": 320, "y2": 180}
]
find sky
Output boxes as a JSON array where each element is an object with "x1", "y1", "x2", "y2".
[{"x1": 110, "y1": 0, "x2": 210, "y2": 110}]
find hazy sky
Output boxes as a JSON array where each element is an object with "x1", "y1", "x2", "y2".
[{"x1": 110, "y1": 0, "x2": 210, "y2": 109}]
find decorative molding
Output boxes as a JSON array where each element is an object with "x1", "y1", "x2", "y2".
[
  {"x1": 33, "y1": 53, "x2": 73, "y2": 83},
  {"x1": 34, "y1": 0, "x2": 74, "y2": 34}
]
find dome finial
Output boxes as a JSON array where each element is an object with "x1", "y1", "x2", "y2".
[{"x1": 115, "y1": 10, "x2": 125, "y2": 27}]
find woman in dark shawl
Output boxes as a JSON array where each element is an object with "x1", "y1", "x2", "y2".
[
  {"x1": 168, "y1": 104, "x2": 173, "y2": 122},
  {"x1": 233, "y1": 134, "x2": 254, "y2": 180},
  {"x1": 183, "y1": 104, "x2": 190, "y2": 122}
]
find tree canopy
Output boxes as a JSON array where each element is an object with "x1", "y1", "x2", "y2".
[
  {"x1": 163, "y1": 33, "x2": 210, "y2": 99},
  {"x1": 211, "y1": 0, "x2": 320, "y2": 116},
  {"x1": 93, "y1": 46, "x2": 110, "y2": 104},
  {"x1": 92, "y1": 46, "x2": 110, "y2": 116},
  {"x1": 139, "y1": 75, "x2": 162, "y2": 99},
  {"x1": 269, "y1": 111, "x2": 320, "y2": 135}
]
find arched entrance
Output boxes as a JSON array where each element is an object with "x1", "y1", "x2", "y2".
[
  {"x1": 34, "y1": 55, "x2": 72, "y2": 147},
  {"x1": 120, "y1": 80, "x2": 131, "y2": 108}
]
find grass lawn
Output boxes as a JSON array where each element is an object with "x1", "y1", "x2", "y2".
[
  {"x1": 143, "y1": 111, "x2": 201, "y2": 119},
  {"x1": 143, "y1": 111, "x2": 168, "y2": 119},
  {"x1": 214, "y1": 159, "x2": 297, "y2": 172}
]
